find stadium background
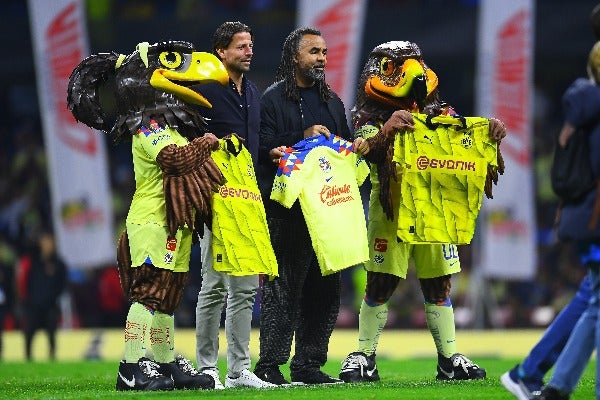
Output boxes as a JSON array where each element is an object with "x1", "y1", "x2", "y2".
[{"x1": 0, "y1": 0, "x2": 597, "y2": 360}]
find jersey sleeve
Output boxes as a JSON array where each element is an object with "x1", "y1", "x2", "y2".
[
  {"x1": 355, "y1": 123, "x2": 380, "y2": 140},
  {"x1": 270, "y1": 148, "x2": 303, "y2": 208},
  {"x1": 355, "y1": 155, "x2": 370, "y2": 186}
]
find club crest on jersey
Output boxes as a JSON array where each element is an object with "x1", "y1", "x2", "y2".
[
  {"x1": 373, "y1": 254, "x2": 384, "y2": 265},
  {"x1": 138, "y1": 119, "x2": 163, "y2": 137},
  {"x1": 318, "y1": 156, "x2": 333, "y2": 182},
  {"x1": 164, "y1": 252, "x2": 174, "y2": 264},
  {"x1": 246, "y1": 165, "x2": 255, "y2": 178},
  {"x1": 272, "y1": 180, "x2": 286, "y2": 193},
  {"x1": 460, "y1": 131, "x2": 473, "y2": 149}
]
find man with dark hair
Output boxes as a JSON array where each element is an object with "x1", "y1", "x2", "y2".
[
  {"x1": 194, "y1": 21, "x2": 275, "y2": 389},
  {"x1": 253, "y1": 27, "x2": 364, "y2": 386}
]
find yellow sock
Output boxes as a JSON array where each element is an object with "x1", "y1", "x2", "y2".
[
  {"x1": 424, "y1": 302, "x2": 456, "y2": 358},
  {"x1": 123, "y1": 302, "x2": 153, "y2": 363},
  {"x1": 150, "y1": 312, "x2": 175, "y2": 363},
  {"x1": 357, "y1": 300, "x2": 388, "y2": 355}
]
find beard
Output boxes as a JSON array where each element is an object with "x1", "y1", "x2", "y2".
[
  {"x1": 233, "y1": 61, "x2": 251, "y2": 74},
  {"x1": 305, "y1": 66, "x2": 325, "y2": 82}
]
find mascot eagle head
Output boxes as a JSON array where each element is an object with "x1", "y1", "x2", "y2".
[
  {"x1": 67, "y1": 40, "x2": 228, "y2": 143},
  {"x1": 353, "y1": 40, "x2": 442, "y2": 127}
]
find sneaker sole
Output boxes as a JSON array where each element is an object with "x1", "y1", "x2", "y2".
[
  {"x1": 225, "y1": 381, "x2": 278, "y2": 389},
  {"x1": 339, "y1": 372, "x2": 380, "y2": 383},
  {"x1": 500, "y1": 372, "x2": 531, "y2": 400}
]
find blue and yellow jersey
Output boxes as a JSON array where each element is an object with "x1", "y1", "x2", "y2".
[{"x1": 270, "y1": 134, "x2": 370, "y2": 275}]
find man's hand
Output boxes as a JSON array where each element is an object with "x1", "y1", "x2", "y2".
[
  {"x1": 558, "y1": 122, "x2": 575, "y2": 148},
  {"x1": 381, "y1": 110, "x2": 415, "y2": 137},
  {"x1": 269, "y1": 145, "x2": 287, "y2": 165},
  {"x1": 353, "y1": 137, "x2": 370, "y2": 155},
  {"x1": 303, "y1": 124, "x2": 331, "y2": 139},
  {"x1": 488, "y1": 118, "x2": 507, "y2": 141}
]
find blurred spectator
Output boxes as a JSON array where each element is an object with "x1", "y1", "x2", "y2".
[
  {"x1": 17, "y1": 230, "x2": 67, "y2": 361},
  {"x1": 0, "y1": 121, "x2": 49, "y2": 251},
  {"x1": 97, "y1": 266, "x2": 127, "y2": 327},
  {"x1": 0, "y1": 234, "x2": 17, "y2": 360}
]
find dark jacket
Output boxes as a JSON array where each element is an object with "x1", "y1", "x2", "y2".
[
  {"x1": 194, "y1": 77, "x2": 261, "y2": 165},
  {"x1": 257, "y1": 80, "x2": 351, "y2": 206},
  {"x1": 557, "y1": 78, "x2": 600, "y2": 240},
  {"x1": 23, "y1": 253, "x2": 67, "y2": 308}
]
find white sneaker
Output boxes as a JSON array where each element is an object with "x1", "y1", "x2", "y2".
[
  {"x1": 225, "y1": 369, "x2": 277, "y2": 388},
  {"x1": 202, "y1": 369, "x2": 225, "y2": 390}
]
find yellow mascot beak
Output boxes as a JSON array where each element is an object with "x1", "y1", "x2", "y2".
[{"x1": 150, "y1": 52, "x2": 228, "y2": 108}]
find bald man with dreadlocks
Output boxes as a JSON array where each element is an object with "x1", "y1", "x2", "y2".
[{"x1": 253, "y1": 27, "x2": 366, "y2": 386}]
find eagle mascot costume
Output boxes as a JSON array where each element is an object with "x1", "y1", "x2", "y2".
[
  {"x1": 67, "y1": 40, "x2": 228, "y2": 391},
  {"x1": 339, "y1": 41, "x2": 506, "y2": 383}
]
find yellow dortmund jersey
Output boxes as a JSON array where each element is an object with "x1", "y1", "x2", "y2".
[
  {"x1": 270, "y1": 134, "x2": 370, "y2": 275},
  {"x1": 127, "y1": 121, "x2": 187, "y2": 226},
  {"x1": 211, "y1": 135, "x2": 278, "y2": 277},
  {"x1": 394, "y1": 113, "x2": 498, "y2": 244}
]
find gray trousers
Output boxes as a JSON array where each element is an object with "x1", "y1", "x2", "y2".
[{"x1": 195, "y1": 227, "x2": 259, "y2": 377}]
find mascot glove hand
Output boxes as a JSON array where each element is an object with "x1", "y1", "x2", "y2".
[
  {"x1": 202, "y1": 132, "x2": 220, "y2": 150},
  {"x1": 488, "y1": 118, "x2": 507, "y2": 141},
  {"x1": 381, "y1": 110, "x2": 415, "y2": 138}
]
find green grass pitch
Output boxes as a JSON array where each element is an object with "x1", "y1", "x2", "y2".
[{"x1": 1, "y1": 357, "x2": 595, "y2": 400}]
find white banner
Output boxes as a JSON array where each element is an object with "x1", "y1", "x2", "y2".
[
  {"x1": 475, "y1": 0, "x2": 536, "y2": 279},
  {"x1": 28, "y1": 0, "x2": 115, "y2": 269},
  {"x1": 297, "y1": 0, "x2": 367, "y2": 117}
]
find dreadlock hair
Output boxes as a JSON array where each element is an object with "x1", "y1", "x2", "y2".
[
  {"x1": 212, "y1": 21, "x2": 253, "y2": 57},
  {"x1": 276, "y1": 27, "x2": 333, "y2": 103}
]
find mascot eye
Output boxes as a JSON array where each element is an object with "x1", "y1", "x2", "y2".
[
  {"x1": 159, "y1": 51, "x2": 183, "y2": 69},
  {"x1": 379, "y1": 57, "x2": 396, "y2": 76}
]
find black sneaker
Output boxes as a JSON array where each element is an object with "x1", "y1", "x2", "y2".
[
  {"x1": 339, "y1": 351, "x2": 380, "y2": 382},
  {"x1": 291, "y1": 368, "x2": 344, "y2": 385},
  {"x1": 158, "y1": 355, "x2": 214, "y2": 390},
  {"x1": 254, "y1": 366, "x2": 290, "y2": 386},
  {"x1": 534, "y1": 386, "x2": 570, "y2": 400},
  {"x1": 436, "y1": 353, "x2": 486, "y2": 381},
  {"x1": 116, "y1": 357, "x2": 174, "y2": 391}
]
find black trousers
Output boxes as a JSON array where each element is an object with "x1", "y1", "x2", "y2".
[
  {"x1": 256, "y1": 211, "x2": 341, "y2": 373},
  {"x1": 23, "y1": 304, "x2": 60, "y2": 360}
]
